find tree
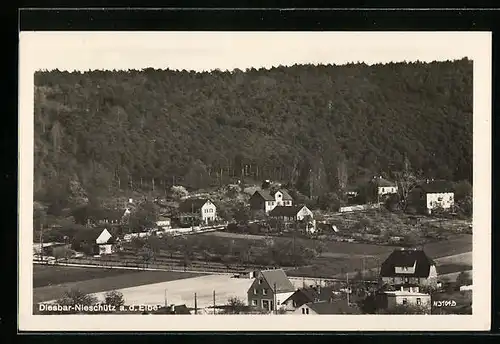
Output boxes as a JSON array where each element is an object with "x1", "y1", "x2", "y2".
[
  {"x1": 232, "y1": 202, "x2": 251, "y2": 224},
  {"x1": 171, "y1": 185, "x2": 189, "y2": 199},
  {"x1": 128, "y1": 201, "x2": 158, "y2": 231},
  {"x1": 104, "y1": 290, "x2": 125, "y2": 307},
  {"x1": 393, "y1": 154, "x2": 422, "y2": 211},
  {"x1": 453, "y1": 180, "x2": 472, "y2": 201},
  {"x1": 58, "y1": 288, "x2": 98, "y2": 307},
  {"x1": 455, "y1": 271, "x2": 472, "y2": 286},
  {"x1": 34, "y1": 61, "x2": 472, "y2": 207},
  {"x1": 52, "y1": 246, "x2": 73, "y2": 261},
  {"x1": 317, "y1": 192, "x2": 342, "y2": 211},
  {"x1": 146, "y1": 235, "x2": 162, "y2": 261},
  {"x1": 384, "y1": 193, "x2": 401, "y2": 212}
]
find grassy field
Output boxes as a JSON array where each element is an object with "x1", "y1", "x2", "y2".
[
  {"x1": 436, "y1": 264, "x2": 472, "y2": 275},
  {"x1": 422, "y1": 235, "x2": 473, "y2": 258},
  {"x1": 33, "y1": 265, "x2": 205, "y2": 303},
  {"x1": 203, "y1": 231, "x2": 472, "y2": 278},
  {"x1": 33, "y1": 264, "x2": 141, "y2": 288}
]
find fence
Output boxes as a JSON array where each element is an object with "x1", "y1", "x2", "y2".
[
  {"x1": 122, "y1": 223, "x2": 227, "y2": 241},
  {"x1": 36, "y1": 254, "x2": 276, "y2": 275},
  {"x1": 339, "y1": 203, "x2": 381, "y2": 213}
]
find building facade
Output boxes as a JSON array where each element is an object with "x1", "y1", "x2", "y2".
[
  {"x1": 247, "y1": 269, "x2": 295, "y2": 313},
  {"x1": 249, "y1": 189, "x2": 294, "y2": 213},
  {"x1": 410, "y1": 180, "x2": 455, "y2": 214},
  {"x1": 178, "y1": 199, "x2": 217, "y2": 225},
  {"x1": 378, "y1": 290, "x2": 432, "y2": 312},
  {"x1": 380, "y1": 248, "x2": 438, "y2": 287}
]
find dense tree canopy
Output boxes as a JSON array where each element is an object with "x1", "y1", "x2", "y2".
[{"x1": 34, "y1": 60, "x2": 472, "y2": 201}]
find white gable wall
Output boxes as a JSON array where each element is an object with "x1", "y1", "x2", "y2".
[
  {"x1": 296, "y1": 206, "x2": 313, "y2": 221},
  {"x1": 96, "y1": 229, "x2": 112, "y2": 244},
  {"x1": 201, "y1": 200, "x2": 217, "y2": 223},
  {"x1": 426, "y1": 192, "x2": 454, "y2": 211}
]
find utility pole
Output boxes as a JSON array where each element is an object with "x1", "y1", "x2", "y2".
[
  {"x1": 39, "y1": 223, "x2": 43, "y2": 262},
  {"x1": 164, "y1": 289, "x2": 168, "y2": 309},
  {"x1": 194, "y1": 293, "x2": 198, "y2": 315},
  {"x1": 346, "y1": 272, "x2": 350, "y2": 306},
  {"x1": 274, "y1": 283, "x2": 277, "y2": 315},
  {"x1": 213, "y1": 290, "x2": 216, "y2": 315}
]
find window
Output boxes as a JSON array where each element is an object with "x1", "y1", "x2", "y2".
[
  {"x1": 437, "y1": 197, "x2": 443, "y2": 201},
  {"x1": 306, "y1": 308, "x2": 309, "y2": 314},
  {"x1": 262, "y1": 300, "x2": 270, "y2": 310},
  {"x1": 262, "y1": 288, "x2": 268, "y2": 295},
  {"x1": 402, "y1": 298, "x2": 408, "y2": 305},
  {"x1": 416, "y1": 298, "x2": 422, "y2": 305},
  {"x1": 253, "y1": 288, "x2": 257, "y2": 295},
  {"x1": 293, "y1": 301, "x2": 297, "y2": 308},
  {"x1": 252, "y1": 299, "x2": 258, "y2": 306},
  {"x1": 258, "y1": 279, "x2": 263, "y2": 284},
  {"x1": 302, "y1": 308, "x2": 306, "y2": 314},
  {"x1": 404, "y1": 277, "x2": 409, "y2": 283}
]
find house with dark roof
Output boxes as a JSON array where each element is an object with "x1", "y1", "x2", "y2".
[
  {"x1": 372, "y1": 176, "x2": 398, "y2": 198},
  {"x1": 247, "y1": 269, "x2": 296, "y2": 313},
  {"x1": 281, "y1": 286, "x2": 339, "y2": 311},
  {"x1": 178, "y1": 198, "x2": 217, "y2": 225},
  {"x1": 249, "y1": 189, "x2": 294, "y2": 214},
  {"x1": 410, "y1": 180, "x2": 455, "y2": 214},
  {"x1": 380, "y1": 248, "x2": 438, "y2": 287},
  {"x1": 249, "y1": 190, "x2": 276, "y2": 213},
  {"x1": 294, "y1": 299, "x2": 361, "y2": 315},
  {"x1": 268, "y1": 205, "x2": 313, "y2": 222},
  {"x1": 72, "y1": 228, "x2": 117, "y2": 256}
]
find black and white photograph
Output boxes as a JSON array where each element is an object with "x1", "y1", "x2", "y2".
[{"x1": 19, "y1": 31, "x2": 491, "y2": 331}]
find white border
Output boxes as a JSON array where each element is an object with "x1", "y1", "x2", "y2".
[{"x1": 19, "y1": 31, "x2": 491, "y2": 332}]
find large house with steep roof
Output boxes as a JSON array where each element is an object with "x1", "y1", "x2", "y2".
[
  {"x1": 282, "y1": 285, "x2": 338, "y2": 311},
  {"x1": 380, "y1": 248, "x2": 438, "y2": 287},
  {"x1": 247, "y1": 269, "x2": 295, "y2": 313},
  {"x1": 178, "y1": 198, "x2": 217, "y2": 225},
  {"x1": 410, "y1": 180, "x2": 455, "y2": 214},
  {"x1": 249, "y1": 189, "x2": 294, "y2": 213}
]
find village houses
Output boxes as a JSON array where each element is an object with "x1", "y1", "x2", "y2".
[
  {"x1": 373, "y1": 176, "x2": 398, "y2": 197},
  {"x1": 247, "y1": 269, "x2": 296, "y2": 313},
  {"x1": 72, "y1": 228, "x2": 117, "y2": 256},
  {"x1": 268, "y1": 205, "x2": 316, "y2": 233},
  {"x1": 156, "y1": 216, "x2": 172, "y2": 229},
  {"x1": 178, "y1": 198, "x2": 217, "y2": 225},
  {"x1": 376, "y1": 289, "x2": 432, "y2": 313},
  {"x1": 379, "y1": 248, "x2": 438, "y2": 287},
  {"x1": 410, "y1": 180, "x2": 455, "y2": 214},
  {"x1": 282, "y1": 285, "x2": 337, "y2": 310},
  {"x1": 249, "y1": 189, "x2": 293, "y2": 214},
  {"x1": 293, "y1": 299, "x2": 361, "y2": 315}
]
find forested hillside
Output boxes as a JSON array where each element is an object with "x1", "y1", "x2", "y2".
[{"x1": 34, "y1": 59, "x2": 472, "y2": 205}]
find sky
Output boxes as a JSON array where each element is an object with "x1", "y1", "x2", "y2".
[{"x1": 19, "y1": 31, "x2": 488, "y2": 72}]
